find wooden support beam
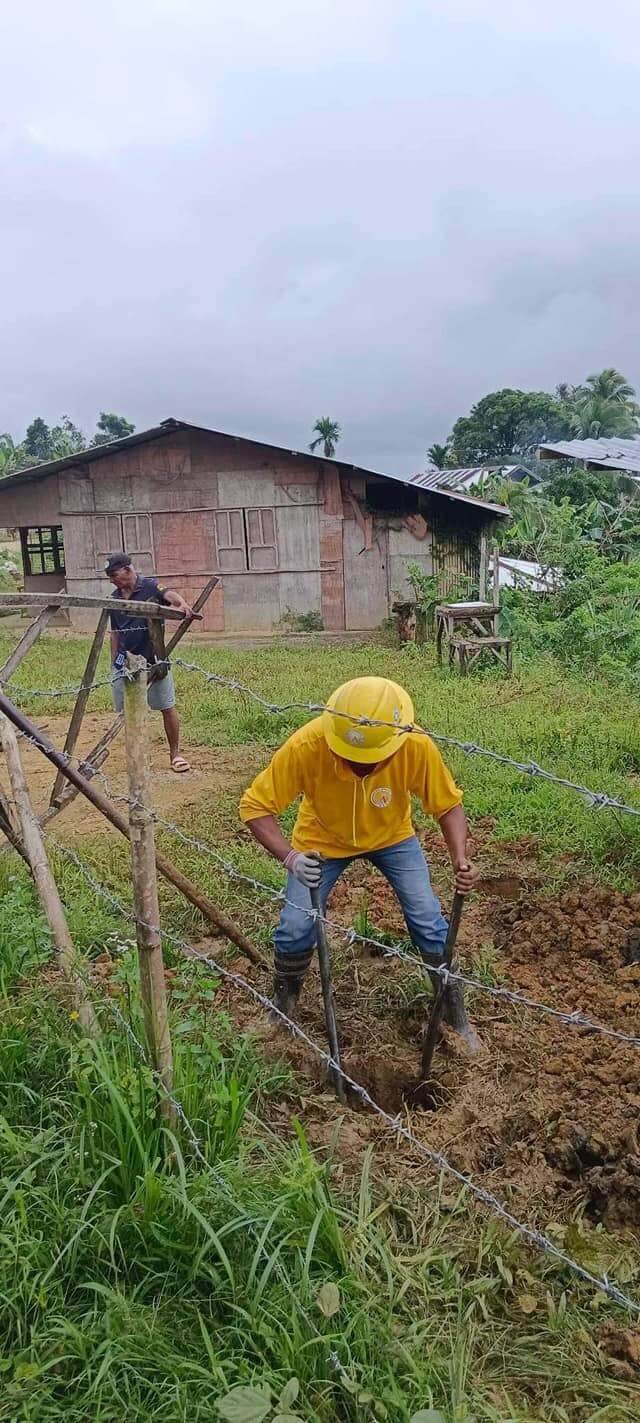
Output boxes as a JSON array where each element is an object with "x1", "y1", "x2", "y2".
[
  {"x1": 0, "y1": 786, "x2": 29, "y2": 862},
  {"x1": 0, "y1": 592, "x2": 184, "y2": 620},
  {"x1": 0, "y1": 606, "x2": 58, "y2": 684},
  {"x1": 148, "y1": 618, "x2": 168, "y2": 679},
  {"x1": 49, "y1": 609, "x2": 110, "y2": 807},
  {"x1": 0, "y1": 689, "x2": 265, "y2": 966},
  {"x1": 123, "y1": 655, "x2": 175, "y2": 1129},
  {"x1": 0, "y1": 714, "x2": 99, "y2": 1034}
]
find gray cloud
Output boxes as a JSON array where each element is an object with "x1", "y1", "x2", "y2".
[{"x1": 3, "y1": 0, "x2": 640, "y2": 474}]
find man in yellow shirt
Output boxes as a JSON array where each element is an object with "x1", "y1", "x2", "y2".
[{"x1": 239, "y1": 675, "x2": 481, "y2": 1050}]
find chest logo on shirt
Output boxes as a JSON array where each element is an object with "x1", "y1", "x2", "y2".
[{"x1": 370, "y1": 786, "x2": 392, "y2": 809}]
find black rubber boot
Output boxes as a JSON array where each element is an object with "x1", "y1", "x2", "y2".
[
  {"x1": 269, "y1": 948, "x2": 313, "y2": 1024},
  {"x1": 270, "y1": 972, "x2": 304, "y2": 1022},
  {"x1": 442, "y1": 978, "x2": 483, "y2": 1055}
]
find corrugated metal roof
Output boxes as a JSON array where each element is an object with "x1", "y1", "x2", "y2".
[
  {"x1": 411, "y1": 464, "x2": 533, "y2": 491},
  {"x1": 539, "y1": 437, "x2": 640, "y2": 473},
  {"x1": 426, "y1": 486, "x2": 510, "y2": 518}
]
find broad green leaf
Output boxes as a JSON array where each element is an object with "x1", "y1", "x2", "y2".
[
  {"x1": 410, "y1": 1412, "x2": 446, "y2": 1423},
  {"x1": 277, "y1": 1379, "x2": 299, "y2": 1410},
  {"x1": 316, "y1": 1282, "x2": 340, "y2": 1318},
  {"x1": 217, "y1": 1385, "x2": 272, "y2": 1423},
  {"x1": 273, "y1": 1415, "x2": 305, "y2": 1423}
]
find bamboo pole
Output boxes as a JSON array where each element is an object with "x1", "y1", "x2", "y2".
[
  {"x1": 123, "y1": 656, "x2": 176, "y2": 1130},
  {"x1": 0, "y1": 606, "x2": 58, "y2": 684},
  {"x1": 0, "y1": 689, "x2": 265, "y2": 966},
  {"x1": 0, "y1": 714, "x2": 98, "y2": 1034},
  {"x1": 50, "y1": 609, "x2": 110, "y2": 806},
  {"x1": 478, "y1": 533, "x2": 488, "y2": 602}
]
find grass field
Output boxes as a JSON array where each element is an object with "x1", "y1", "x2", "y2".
[{"x1": 1, "y1": 633, "x2": 640, "y2": 1422}]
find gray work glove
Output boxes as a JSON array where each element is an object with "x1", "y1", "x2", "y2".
[{"x1": 284, "y1": 850, "x2": 322, "y2": 888}]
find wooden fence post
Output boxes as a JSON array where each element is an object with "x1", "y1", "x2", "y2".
[
  {"x1": 0, "y1": 714, "x2": 98, "y2": 1034},
  {"x1": 122, "y1": 655, "x2": 176, "y2": 1131}
]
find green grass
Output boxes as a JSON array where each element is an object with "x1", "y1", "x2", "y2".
[
  {"x1": 2, "y1": 634, "x2": 640, "y2": 1419},
  {"x1": 5, "y1": 633, "x2": 640, "y2": 885},
  {"x1": 0, "y1": 874, "x2": 639, "y2": 1423}
]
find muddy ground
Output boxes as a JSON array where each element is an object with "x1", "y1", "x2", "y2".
[
  {"x1": 7, "y1": 716, "x2": 640, "y2": 1234},
  {"x1": 206, "y1": 825, "x2": 640, "y2": 1235}
]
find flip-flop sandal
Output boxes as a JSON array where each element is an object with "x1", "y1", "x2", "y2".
[{"x1": 171, "y1": 756, "x2": 191, "y2": 774}]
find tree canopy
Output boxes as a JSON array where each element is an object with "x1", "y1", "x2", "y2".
[
  {"x1": 429, "y1": 368, "x2": 640, "y2": 468},
  {"x1": 1, "y1": 412, "x2": 136, "y2": 475},
  {"x1": 448, "y1": 389, "x2": 570, "y2": 464}
]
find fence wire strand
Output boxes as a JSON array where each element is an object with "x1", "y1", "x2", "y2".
[
  {"x1": 47, "y1": 835, "x2": 640, "y2": 1316},
  {"x1": 7, "y1": 723, "x2": 640, "y2": 1053},
  {"x1": 8, "y1": 653, "x2": 640, "y2": 818}
]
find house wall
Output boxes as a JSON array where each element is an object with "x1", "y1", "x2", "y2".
[
  {"x1": 53, "y1": 431, "x2": 329, "y2": 632},
  {"x1": 0, "y1": 434, "x2": 492, "y2": 633}
]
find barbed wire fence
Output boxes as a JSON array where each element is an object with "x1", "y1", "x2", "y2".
[
  {"x1": 38, "y1": 833, "x2": 640, "y2": 1315},
  {"x1": 9, "y1": 654, "x2": 640, "y2": 818},
  {"x1": 10, "y1": 715, "x2": 640, "y2": 1053},
  {"x1": 3, "y1": 651, "x2": 640, "y2": 1320}
]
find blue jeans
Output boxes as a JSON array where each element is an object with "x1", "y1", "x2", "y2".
[{"x1": 275, "y1": 835, "x2": 449, "y2": 968}]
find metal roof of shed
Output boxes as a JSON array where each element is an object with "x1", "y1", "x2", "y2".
[
  {"x1": 539, "y1": 437, "x2": 640, "y2": 473},
  {"x1": 411, "y1": 464, "x2": 531, "y2": 491}
]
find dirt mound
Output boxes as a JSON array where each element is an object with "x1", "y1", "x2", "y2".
[{"x1": 216, "y1": 866, "x2": 640, "y2": 1232}]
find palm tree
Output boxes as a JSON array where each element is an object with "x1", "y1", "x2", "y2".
[
  {"x1": 309, "y1": 417, "x2": 341, "y2": 459},
  {"x1": 569, "y1": 395, "x2": 638, "y2": 440},
  {"x1": 427, "y1": 442, "x2": 451, "y2": 469},
  {"x1": 583, "y1": 367, "x2": 639, "y2": 409}
]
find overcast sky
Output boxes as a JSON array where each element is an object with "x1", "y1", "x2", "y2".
[{"x1": 2, "y1": 0, "x2": 640, "y2": 475}]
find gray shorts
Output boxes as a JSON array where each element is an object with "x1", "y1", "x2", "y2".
[{"x1": 111, "y1": 668, "x2": 176, "y2": 714}]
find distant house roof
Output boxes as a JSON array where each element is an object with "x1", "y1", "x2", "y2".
[
  {"x1": 0, "y1": 417, "x2": 509, "y2": 516},
  {"x1": 539, "y1": 437, "x2": 640, "y2": 474},
  {"x1": 411, "y1": 463, "x2": 538, "y2": 492}
]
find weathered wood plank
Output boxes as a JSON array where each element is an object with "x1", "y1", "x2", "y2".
[
  {"x1": 0, "y1": 607, "x2": 58, "y2": 684},
  {"x1": 49, "y1": 610, "x2": 110, "y2": 807},
  {"x1": 0, "y1": 592, "x2": 184, "y2": 620}
]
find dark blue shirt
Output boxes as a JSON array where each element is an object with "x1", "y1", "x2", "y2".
[{"x1": 110, "y1": 576, "x2": 169, "y2": 664}]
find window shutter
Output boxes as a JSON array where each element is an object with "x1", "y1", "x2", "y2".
[
  {"x1": 214, "y1": 510, "x2": 246, "y2": 571},
  {"x1": 94, "y1": 514, "x2": 123, "y2": 555},
  {"x1": 246, "y1": 508, "x2": 278, "y2": 571}
]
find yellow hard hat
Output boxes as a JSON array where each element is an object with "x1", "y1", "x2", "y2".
[{"x1": 322, "y1": 676, "x2": 415, "y2": 765}]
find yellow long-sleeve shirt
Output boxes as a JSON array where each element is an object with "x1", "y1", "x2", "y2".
[{"x1": 239, "y1": 717, "x2": 463, "y2": 857}]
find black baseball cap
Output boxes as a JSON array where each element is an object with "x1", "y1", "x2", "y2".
[{"x1": 104, "y1": 552, "x2": 132, "y2": 576}]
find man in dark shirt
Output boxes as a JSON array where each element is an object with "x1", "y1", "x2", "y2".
[{"x1": 106, "y1": 551, "x2": 197, "y2": 772}]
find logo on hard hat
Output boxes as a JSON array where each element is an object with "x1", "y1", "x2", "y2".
[
  {"x1": 345, "y1": 727, "x2": 366, "y2": 747},
  {"x1": 370, "y1": 786, "x2": 392, "y2": 809}
]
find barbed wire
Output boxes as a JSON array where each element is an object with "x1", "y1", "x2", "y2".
[
  {"x1": 7, "y1": 654, "x2": 640, "y2": 818},
  {"x1": 6, "y1": 718, "x2": 640, "y2": 1053},
  {"x1": 7, "y1": 722, "x2": 637, "y2": 1053},
  {"x1": 47, "y1": 835, "x2": 640, "y2": 1316}
]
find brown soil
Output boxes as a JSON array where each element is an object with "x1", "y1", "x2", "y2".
[
  {"x1": 202, "y1": 826, "x2": 640, "y2": 1234},
  {"x1": 0, "y1": 713, "x2": 261, "y2": 839}
]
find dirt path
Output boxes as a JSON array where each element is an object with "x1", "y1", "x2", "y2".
[{"x1": 0, "y1": 712, "x2": 262, "y2": 839}]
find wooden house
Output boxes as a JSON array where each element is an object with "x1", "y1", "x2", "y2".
[{"x1": 0, "y1": 420, "x2": 508, "y2": 633}]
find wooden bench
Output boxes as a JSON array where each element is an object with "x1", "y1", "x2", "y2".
[{"x1": 448, "y1": 636, "x2": 513, "y2": 676}]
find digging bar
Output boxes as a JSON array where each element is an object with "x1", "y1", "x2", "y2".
[
  {"x1": 416, "y1": 890, "x2": 465, "y2": 1096},
  {"x1": 309, "y1": 853, "x2": 347, "y2": 1104}
]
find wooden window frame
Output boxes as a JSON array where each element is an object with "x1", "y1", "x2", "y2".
[{"x1": 21, "y1": 525, "x2": 65, "y2": 576}]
